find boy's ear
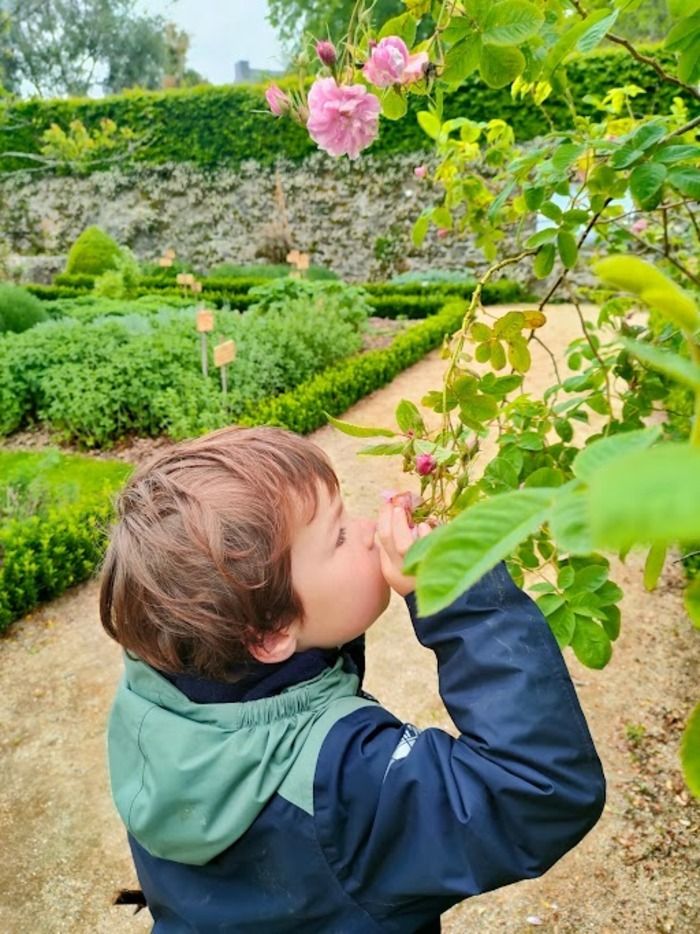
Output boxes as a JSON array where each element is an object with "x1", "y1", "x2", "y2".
[{"x1": 247, "y1": 622, "x2": 299, "y2": 664}]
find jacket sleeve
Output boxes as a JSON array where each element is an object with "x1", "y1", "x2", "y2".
[{"x1": 313, "y1": 562, "x2": 606, "y2": 930}]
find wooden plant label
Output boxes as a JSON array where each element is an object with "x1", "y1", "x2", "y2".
[
  {"x1": 196, "y1": 309, "x2": 214, "y2": 333},
  {"x1": 159, "y1": 257, "x2": 173, "y2": 267},
  {"x1": 191, "y1": 280, "x2": 203, "y2": 294},
  {"x1": 176, "y1": 272, "x2": 188, "y2": 285},
  {"x1": 214, "y1": 340, "x2": 236, "y2": 368},
  {"x1": 297, "y1": 252, "x2": 310, "y2": 270}
]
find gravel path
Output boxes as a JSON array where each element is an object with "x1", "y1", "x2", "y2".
[{"x1": 1, "y1": 305, "x2": 698, "y2": 933}]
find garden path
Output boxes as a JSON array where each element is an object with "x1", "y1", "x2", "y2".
[{"x1": 0, "y1": 305, "x2": 698, "y2": 933}]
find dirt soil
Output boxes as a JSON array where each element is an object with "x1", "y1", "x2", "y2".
[{"x1": 0, "y1": 304, "x2": 698, "y2": 933}]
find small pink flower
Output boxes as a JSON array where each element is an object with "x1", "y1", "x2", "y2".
[
  {"x1": 363, "y1": 36, "x2": 409, "y2": 87},
  {"x1": 631, "y1": 218, "x2": 648, "y2": 234},
  {"x1": 416, "y1": 453, "x2": 437, "y2": 476},
  {"x1": 306, "y1": 77, "x2": 380, "y2": 160},
  {"x1": 437, "y1": 227, "x2": 449, "y2": 239},
  {"x1": 363, "y1": 37, "x2": 428, "y2": 88},
  {"x1": 265, "y1": 84, "x2": 290, "y2": 116},
  {"x1": 414, "y1": 164, "x2": 427, "y2": 179},
  {"x1": 316, "y1": 40, "x2": 337, "y2": 67}
]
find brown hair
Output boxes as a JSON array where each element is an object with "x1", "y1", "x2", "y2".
[{"x1": 99, "y1": 426, "x2": 339, "y2": 680}]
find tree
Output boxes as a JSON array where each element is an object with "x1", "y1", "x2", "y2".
[
  {"x1": 0, "y1": 0, "x2": 173, "y2": 97},
  {"x1": 266, "y1": 0, "x2": 405, "y2": 50}
]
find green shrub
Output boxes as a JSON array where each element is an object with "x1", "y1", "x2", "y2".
[
  {"x1": 94, "y1": 248, "x2": 142, "y2": 299},
  {"x1": 0, "y1": 46, "x2": 692, "y2": 173},
  {"x1": 0, "y1": 280, "x2": 371, "y2": 447},
  {"x1": 65, "y1": 226, "x2": 123, "y2": 276},
  {"x1": 0, "y1": 283, "x2": 49, "y2": 333},
  {"x1": 207, "y1": 263, "x2": 338, "y2": 280},
  {"x1": 0, "y1": 449, "x2": 131, "y2": 632}
]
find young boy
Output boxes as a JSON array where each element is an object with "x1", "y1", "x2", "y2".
[{"x1": 101, "y1": 425, "x2": 605, "y2": 933}]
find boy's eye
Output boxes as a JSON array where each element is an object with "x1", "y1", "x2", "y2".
[{"x1": 336, "y1": 527, "x2": 347, "y2": 547}]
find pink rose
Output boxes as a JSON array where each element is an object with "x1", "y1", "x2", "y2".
[
  {"x1": 416, "y1": 453, "x2": 437, "y2": 476},
  {"x1": 265, "y1": 84, "x2": 290, "y2": 117},
  {"x1": 631, "y1": 218, "x2": 648, "y2": 234},
  {"x1": 315, "y1": 40, "x2": 337, "y2": 67},
  {"x1": 437, "y1": 227, "x2": 449, "y2": 239},
  {"x1": 363, "y1": 36, "x2": 429, "y2": 88},
  {"x1": 306, "y1": 77, "x2": 380, "y2": 160},
  {"x1": 414, "y1": 164, "x2": 427, "y2": 179}
]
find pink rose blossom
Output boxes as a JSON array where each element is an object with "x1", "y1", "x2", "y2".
[
  {"x1": 363, "y1": 36, "x2": 429, "y2": 88},
  {"x1": 315, "y1": 40, "x2": 337, "y2": 67},
  {"x1": 437, "y1": 227, "x2": 449, "y2": 239},
  {"x1": 416, "y1": 453, "x2": 437, "y2": 476},
  {"x1": 631, "y1": 218, "x2": 648, "y2": 234},
  {"x1": 414, "y1": 164, "x2": 427, "y2": 179},
  {"x1": 265, "y1": 84, "x2": 290, "y2": 116},
  {"x1": 306, "y1": 77, "x2": 380, "y2": 160}
]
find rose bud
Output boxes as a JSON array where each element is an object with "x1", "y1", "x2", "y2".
[
  {"x1": 416, "y1": 453, "x2": 437, "y2": 476},
  {"x1": 414, "y1": 164, "x2": 427, "y2": 179},
  {"x1": 315, "y1": 40, "x2": 337, "y2": 67},
  {"x1": 265, "y1": 84, "x2": 291, "y2": 116}
]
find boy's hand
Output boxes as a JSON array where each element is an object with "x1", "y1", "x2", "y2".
[{"x1": 376, "y1": 501, "x2": 432, "y2": 597}]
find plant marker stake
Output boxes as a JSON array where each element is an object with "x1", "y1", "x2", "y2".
[
  {"x1": 196, "y1": 308, "x2": 214, "y2": 377},
  {"x1": 214, "y1": 339, "x2": 236, "y2": 400}
]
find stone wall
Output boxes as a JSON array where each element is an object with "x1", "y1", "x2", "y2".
[{"x1": 0, "y1": 153, "x2": 528, "y2": 284}]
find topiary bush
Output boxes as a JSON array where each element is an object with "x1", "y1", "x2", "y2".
[
  {"x1": 65, "y1": 226, "x2": 123, "y2": 276},
  {"x1": 0, "y1": 283, "x2": 49, "y2": 334}
]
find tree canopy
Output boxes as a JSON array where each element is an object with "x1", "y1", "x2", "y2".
[{"x1": 266, "y1": 0, "x2": 405, "y2": 50}]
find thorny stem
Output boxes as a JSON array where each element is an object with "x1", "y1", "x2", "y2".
[
  {"x1": 601, "y1": 219, "x2": 700, "y2": 288},
  {"x1": 567, "y1": 283, "x2": 614, "y2": 428}
]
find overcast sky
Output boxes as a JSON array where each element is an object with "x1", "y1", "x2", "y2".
[{"x1": 138, "y1": 0, "x2": 287, "y2": 84}]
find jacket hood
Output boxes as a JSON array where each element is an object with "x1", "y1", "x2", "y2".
[{"x1": 107, "y1": 651, "x2": 361, "y2": 865}]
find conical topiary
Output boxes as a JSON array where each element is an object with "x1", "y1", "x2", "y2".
[{"x1": 65, "y1": 226, "x2": 123, "y2": 276}]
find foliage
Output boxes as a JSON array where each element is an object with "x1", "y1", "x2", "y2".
[
  {"x1": 0, "y1": 448, "x2": 131, "y2": 632},
  {"x1": 0, "y1": 282, "x2": 48, "y2": 333},
  {"x1": 0, "y1": 45, "x2": 693, "y2": 173},
  {"x1": 0, "y1": 281, "x2": 370, "y2": 447},
  {"x1": 65, "y1": 226, "x2": 123, "y2": 276},
  {"x1": 296, "y1": 0, "x2": 700, "y2": 796},
  {"x1": 267, "y1": 0, "x2": 405, "y2": 49},
  {"x1": 206, "y1": 262, "x2": 339, "y2": 280},
  {"x1": 0, "y1": 0, "x2": 171, "y2": 97},
  {"x1": 93, "y1": 247, "x2": 142, "y2": 299}
]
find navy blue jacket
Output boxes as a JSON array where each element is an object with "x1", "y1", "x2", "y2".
[{"x1": 107, "y1": 562, "x2": 606, "y2": 932}]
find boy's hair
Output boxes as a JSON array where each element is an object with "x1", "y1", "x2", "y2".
[{"x1": 99, "y1": 426, "x2": 339, "y2": 681}]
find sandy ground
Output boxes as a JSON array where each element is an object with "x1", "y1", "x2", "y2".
[{"x1": 0, "y1": 304, "x2": 698, "y2": 933}]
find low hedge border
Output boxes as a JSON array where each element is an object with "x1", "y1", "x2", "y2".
[
  {"x1": 240, "y1": 300, "x2": 465, "y2": 434},
  {"x1": 0, "y1": 469, "x2": 132, "y2": 633},
  {"x1": 28, "y1": 278, "x2": 533, "y2": 320}
]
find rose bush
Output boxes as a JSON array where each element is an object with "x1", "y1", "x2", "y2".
[{"x1": 267, "y1": 0, "x2": 700, "y2": 797}]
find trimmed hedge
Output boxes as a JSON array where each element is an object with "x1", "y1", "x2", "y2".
[
  {"x1": 241, "y1": 300, "x2": 466, "y2": 434},
  {"x1": 1, "y1": 47, "x2": 693, "y2": 173},
  {"x1": 0, "y1": 452, "x2": 132, "y2": 632}
]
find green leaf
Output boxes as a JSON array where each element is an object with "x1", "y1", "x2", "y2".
[
  {"x1": 680, "y1": 701, "x2": 700, "y2": 799},
  {"x1": 666, "y1": 13, "x2": 700, "y2": 52},
  {"x1": 524, "y1": 186, "x2": 545, "y2": 209},
  {"x1": 412, "y1": 213, "x2": 430, "y2": 247},
  {"x1": 396, "y1": 399, "x2": 426, "y2": 434},
  {"x1": 572, "y1": 426, "x2": 662, "y2": 482},
  {"x1": 589, "y1": 445, "x2": 700, "y2": 549},
  {"x1": 534, "y1": 243, "x2": 556, "y2": 278},
  {"x1": 441, "y1": 36, "x2": 481, "y2": 85},
  {"x1": 525, "y1": 227, "x2": 558, "y2": 248},
  {"x1": 577, "y1": 9, "x2": 619, "y2": 51},
  {"x1": 600, "y1": 604, "x2": 621, "y2": 641},
  {"x1": 630, "y1": 161, "x2": 667, "y2": 209},
  {"x1": 379, "y1": 12, "x2": 418, "y2": 45},
  {"x1": 621, "y1": 339, "x2": 700, "y2": 390},
  {"x1": 669, "y1": 0, "x2": 700, "y2": 16},
  {"x1": 470, "y1": 322, "x2": 492, "y2": 342},
  {"x1": 609, "y1": 121, "x2": 667, "y2": 170},
  {"x1": 684, "y1": 578, "x2": 700, "y2": 630},
  {"x1": 358, "y1": 441, "x2": 407, "y2": 456},
  {"x1": 524, "y1": 467, "x2": 565, "y2": 488},
  {"x1": 410, "y1": 488, "x2": 555, "y2": 616},
  {"x1": 544, "y1": 8, "x2": 619, "y2": 74},
  {"x1": 482, "y1": 1, "x2": 544, "y2": 46},
  {"x1": 551, "y1": 142, "x2": 585, "y2": 175},
  {"x1": 417, "y1": 110, "x2": 442, "y2": 140},
  {"x1": 558, "y1": 565, "x2": 575, "y2": 589},
  {"x1": 667, "y1": 166, "x2": 700, "y2": 200},
  {"x1": 381, "y1": 87, "x2": 408, "y2": 120},
  {"x1": 557, "y1": 229, "x2": 578, "y2": 269},
  {"x1": 643, "y1": 542, "x2": 667, "y2": 591},
  {"x1": 571, "y1": 618, "x2": 612, "y2": 669},
  {"x1": 325, "y1": 414, "x2": 396, "y2": 438},
  {"x1": 537, "y1": 593, "x2": 565, "y2": 616},
  {"x1": 547, "y1": 605, "x2": 576, "y2": 648},
  {"x1": 507, "y1": 338, "x2": 531, "y2": 373},
  {"x1": 571, "y1": 564, "x2": 608, "y2": 593},
  {"x1": 549, "y1": 486, "x2": 594, "y2": 554},
  {"x1": 652, "y1": 144, "x2": 700, "y2": 165},
  {"x1": 479, "y1": 43, "x2": 525, "y2": 88}
]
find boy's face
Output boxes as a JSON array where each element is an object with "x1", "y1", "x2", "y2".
[{"x1": 289, "y1": 481, "x2": 391, "y2": 651}]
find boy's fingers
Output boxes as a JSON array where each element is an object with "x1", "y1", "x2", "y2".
[{"x1": 391, "y1": 506, "x2": 417, "y2": 555}]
